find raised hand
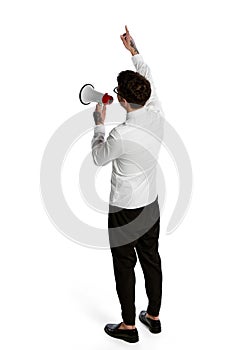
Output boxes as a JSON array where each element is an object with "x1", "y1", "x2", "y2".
[{"x1": 120, "y1": 25, "x2": 139, "y2": 56}]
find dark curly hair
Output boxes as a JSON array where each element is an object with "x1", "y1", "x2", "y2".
[{"x1": 117, "y1": 70, "x2": 151, "y2": 108}]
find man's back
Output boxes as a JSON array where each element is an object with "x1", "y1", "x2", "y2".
[{"x1": 109, "y1": 100, "x2": 164, "y2": 208}]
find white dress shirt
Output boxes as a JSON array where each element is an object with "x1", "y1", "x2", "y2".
[{"x1": 91, "y1": 54, "x2": 165, "y2": 209}]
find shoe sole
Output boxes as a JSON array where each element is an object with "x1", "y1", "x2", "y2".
[
  {"x1": 139, "y1": 314, "x2": 161, "y2": 334},
  {"x1": 104, "y1": 327, "x2": 139, "y2": 343}
]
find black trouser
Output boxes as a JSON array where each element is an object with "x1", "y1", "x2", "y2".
[{"x1": 108, "y1": 196, "x2": 162, "y2": 326}]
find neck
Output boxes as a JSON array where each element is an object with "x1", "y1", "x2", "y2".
[{"x1": 126, "y1": 105, "x2": 144, "y2": 113}]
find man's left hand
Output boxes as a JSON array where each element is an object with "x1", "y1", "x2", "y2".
[{"x1": 93, "y1": 103, "x2": 106, "y2": 125}]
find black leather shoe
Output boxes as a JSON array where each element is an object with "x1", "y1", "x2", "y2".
[
  {"x1": 139, "y1": 311, "x2": 161, "y2": 333},
  {"x1": 104, "y1": 322, "x2": 139, "y2": 343}
]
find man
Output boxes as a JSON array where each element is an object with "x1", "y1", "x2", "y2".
[{"x1": 91, "y1": 25, "x2": 165, "y2": 343}]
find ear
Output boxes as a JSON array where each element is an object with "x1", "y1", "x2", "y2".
[{"x1": 119, "y1": 96, "x2": 127, "y2": 104}]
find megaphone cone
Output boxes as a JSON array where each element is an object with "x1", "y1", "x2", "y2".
[{"x1": 79, "y1": 84, "x2": 113, "y2": 105}]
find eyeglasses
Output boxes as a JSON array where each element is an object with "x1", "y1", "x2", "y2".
[{"x1": 113, "y1": 86, "x2": 125, "y2": 99}]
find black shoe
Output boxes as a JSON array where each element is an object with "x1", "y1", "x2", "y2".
[
  {"x1": 104, "y1": 322, "x2": 139, "y2": 343},
  {"x1": 139, "y1": 311, "x2": 161, "y2": 333}
]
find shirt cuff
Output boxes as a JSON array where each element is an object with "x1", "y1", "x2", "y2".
[
  {"x1": 94, "y1": 124, "x2": 105, "y2": 133},
  {"x1": 131, "y1": 53, "x2": 142, "y2": 64}
]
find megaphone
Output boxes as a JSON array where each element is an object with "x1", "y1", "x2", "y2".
[{"x1": 79, "y1": 83, "x2": 114, "y2": 105}]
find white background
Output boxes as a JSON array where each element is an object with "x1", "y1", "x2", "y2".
[{"x1": 1, "y1": 0, "x2": 233, "y2": 349}]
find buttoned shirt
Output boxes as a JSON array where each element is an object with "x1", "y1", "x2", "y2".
[{"x1": 91, "y1": 54, "x2": 165, "y2": 209}]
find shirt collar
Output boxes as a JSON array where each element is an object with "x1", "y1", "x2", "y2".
[{"x1": 126, "y1": 106, "x2": 146, "y2": 122}]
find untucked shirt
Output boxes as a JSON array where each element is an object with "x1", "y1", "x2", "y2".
[{"x1": 91, "y1": 54, "x2": 165, "y2": 209}]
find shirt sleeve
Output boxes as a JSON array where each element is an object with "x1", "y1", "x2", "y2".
[
  {"x1": 131, "y1": 54, "x2": 164, "y2": 116},
  {"x1": 91, "y1": 125, "x2": 124, "y2": 166}
]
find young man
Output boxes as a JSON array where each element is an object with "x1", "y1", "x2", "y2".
[{"x1": 91, "y1": 25, "x2": 165, "y2": 343}]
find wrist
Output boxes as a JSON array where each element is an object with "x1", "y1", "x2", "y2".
[{"x1": 130, "y1": 49, "x2": 139, "y2": 56}]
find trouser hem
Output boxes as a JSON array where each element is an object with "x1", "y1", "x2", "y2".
[{"x1": 146, "y1": 306, "x2": 160, "y2": 317}]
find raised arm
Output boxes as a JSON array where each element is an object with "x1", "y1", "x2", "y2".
[{"x1": 120, "y1": 25, "x2": 164, "y2": 115}]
